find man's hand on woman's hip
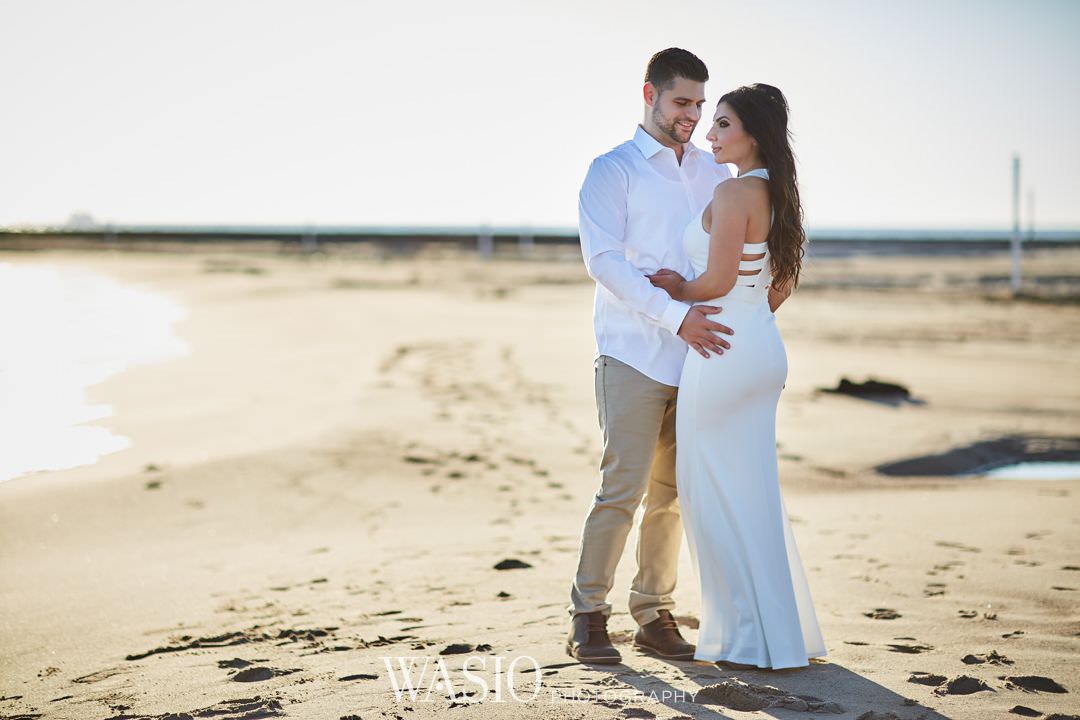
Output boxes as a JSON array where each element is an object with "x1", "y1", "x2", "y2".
[{"x1": 677, "y1": 305, "x2": 733, "y2": 358}]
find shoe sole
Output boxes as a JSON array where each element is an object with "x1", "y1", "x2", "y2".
[
  {"x1": 565, "y1": 639, "x2": 621, "y2": 664},
  {"x1": 633, "y1": 639, "x2": 696, "y2": 660}
]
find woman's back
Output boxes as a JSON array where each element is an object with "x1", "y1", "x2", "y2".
[
  {"x1": 702, "y1": 172, "x2": 772, "y2": 246},
  {"x1": 684, "y1": 168, "x2": 775, "y2": 302}
]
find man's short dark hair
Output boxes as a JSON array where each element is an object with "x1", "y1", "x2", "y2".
[{"x1": 645, "y1": 48, "x2": 708, "y2": 92}]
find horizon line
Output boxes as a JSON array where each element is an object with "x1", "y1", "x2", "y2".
[{"x1": 3, "y1": 222, "x2": 1080, "y2": 239}]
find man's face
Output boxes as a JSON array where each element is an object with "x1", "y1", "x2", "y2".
[{"x1": 648, "y1": 76, "x2": 706, "y2": 146}]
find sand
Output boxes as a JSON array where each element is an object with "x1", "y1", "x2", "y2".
[{"x1": 1, "y1": 243, "x2": 1078, "y2": 720}]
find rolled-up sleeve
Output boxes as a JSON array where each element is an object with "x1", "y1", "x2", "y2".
[{"x1": 578, "y1": 157, "x2": 691, "y2": 336}]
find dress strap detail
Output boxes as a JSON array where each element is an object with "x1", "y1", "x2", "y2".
[
  {"x1": 739, "y1": 168, "x2": 770, "y2": 180},
  {"x1": 742, "y1": 241, "x2": 768, "y2": 253}
]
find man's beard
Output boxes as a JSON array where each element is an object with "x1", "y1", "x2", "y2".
[{"x1": 652, "y1": 105, "x2": 693, "y2": 144}]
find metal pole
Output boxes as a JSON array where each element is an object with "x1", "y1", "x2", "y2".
[
  {"x1": 1010, "y1": 155, "x2": 1021, "y2": 294},
  {"x1": 519, "y1": 230, "x2": 534, "y2": 256},
  {"x1": 302, "y1": 225, "x2": 318, "y2": 253},
  {"x1": 478, "y1": 228, "x2": 493, "y2": 259},
  {"x1": 1027, "y1": 188, "x2": 1035, "y2": 243}
]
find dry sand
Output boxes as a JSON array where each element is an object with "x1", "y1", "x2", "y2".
[{"x1": 1, "y1": 244, "x2": 1078, "y2": 720}]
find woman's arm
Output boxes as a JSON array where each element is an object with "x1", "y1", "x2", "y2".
[
  {"x1": 768, "y1": 275, "x2": 793, "y2": 312},
  {"x1": 650, "y1": 182, "x2": 749, "y2": 302}
]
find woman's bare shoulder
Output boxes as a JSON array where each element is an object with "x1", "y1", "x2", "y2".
[{"x1": 715, "y1": 175, "x2": 769, "y2": 212}]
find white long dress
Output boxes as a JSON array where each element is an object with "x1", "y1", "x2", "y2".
[{"x1": 676, "y1": 168, "x2": 826, "y2": 669}]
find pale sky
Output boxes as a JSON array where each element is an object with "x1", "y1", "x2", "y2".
[{"x1": 1, "y1": 0, "x2": 1078, "y2": 230}]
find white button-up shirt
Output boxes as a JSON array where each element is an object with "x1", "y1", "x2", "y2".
[{"x1": 579, "y1": 125, "x2": 734, "y2": 386}]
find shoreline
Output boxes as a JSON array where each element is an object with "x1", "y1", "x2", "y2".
[{"x1": 0, "y1": 261, "x2": 189, "y2": 485}]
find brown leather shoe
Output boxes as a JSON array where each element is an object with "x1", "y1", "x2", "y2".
[
  {"x1": 566, "y1": 611, "x2": 621, "y2": 664},
  {"x1": 633, "y1": 609, "x2": 696, "y2": 660}
]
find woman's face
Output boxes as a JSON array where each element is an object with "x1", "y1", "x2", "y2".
[{"x1": 705, "y1": 101, "x2": 755, "y2": 165}]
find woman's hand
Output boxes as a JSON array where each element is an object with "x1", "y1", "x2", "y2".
[
  {"x1": 647, "y1": 268, "x2": 688, "y2": 301},
  {"x1": 768, "y1": 276, "x2": 794, "y2": 313}
]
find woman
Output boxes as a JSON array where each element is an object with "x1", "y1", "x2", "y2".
[{"x1": 648, "y1": 84, "x2": 826, "y2": 669}]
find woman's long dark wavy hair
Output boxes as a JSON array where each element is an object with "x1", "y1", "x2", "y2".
[{"x1": 719, "y1": 84, "x2": 806, "y2": 289}]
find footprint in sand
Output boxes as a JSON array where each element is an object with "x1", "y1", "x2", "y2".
[
  {"x1": 358, "y1": 634, "x2": 417, "y2": 650},
  {"x1": 440, "y1": 643, "x2": 492, "y2": 655},
  {"x1": 231, "y1": 666, "x2": 299, "y2": 682},
  {"x1": 932, "y1": 675, "x2": 993, "y2": 695},
  {"x1": 402, "y1": 453, "x2": 443, "y2": 466},
  {"x1": 923, "y1": 582, "x2": 947, "y2": 597},
  {"x1": 71, "y1": 667, "x2": 128, "y2": 684},
  {"x1": 928, "y1": 559, "x2": 964, "y2": 576},
  {"x1": 935, "y1": 540, "x2": 981, "y2": 553},
  {"x1": 886, "y1": 641, "x2": 933, "y2": 654},
  {"x1": 694, "y1": 678, "x2": 844, "y2": 713},
  {"x1": 128, "y1": 696, "x2": 284, "y2": 718},
  {"x1": 863, "y1": 608, "x2": 901, "y2": 620},
  {"x1": 0, "y1": 711, "x2": 41, "y2": 720},
  {"x1": 126, "y1": 630, "x2": 254, "y2": 660},
  {"x1": 908, "y1": 672, "x2": 947, "y2": 686},
  {"x1": 957, "y1": 609, "x2": 978, "y2": 618},
  {"x1": 962, "y1": 650, "x2": 1013, "y2": 665},
  {"x1": 217, "y1": 658, "x2": 268, "y2": 669}
]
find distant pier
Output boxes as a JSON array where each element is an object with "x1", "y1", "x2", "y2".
[{"x1": 1, "y1": 225, "x2": 1079, "y2": 258}]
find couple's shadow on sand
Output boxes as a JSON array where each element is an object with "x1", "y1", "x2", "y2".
[{"x1": 571, "y1": 653, "x2": 949, "y2": 719}]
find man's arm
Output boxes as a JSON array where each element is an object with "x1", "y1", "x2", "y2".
[
  {"x1": 578, "y1": 156, "x2": 694, "y2": 336},
  {"x1": 579, "y1": 156, "x2": 733, "y2": 357}
]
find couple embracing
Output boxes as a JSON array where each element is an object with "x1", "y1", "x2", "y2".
[{"x1": 566, "y1": 48, "x2": 827, "y2": 671}]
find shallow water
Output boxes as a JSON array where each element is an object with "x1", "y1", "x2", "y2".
[
  {"x1": 983, "y1": 461, "x2": 1080, "y2": 480},
  {"x1": 0, "y1": 263, "x2": 188, "y2": 483}
]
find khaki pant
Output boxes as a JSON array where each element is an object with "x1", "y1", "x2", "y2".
[{"x1": 568, "y1": 355, "x2": 682, "y2": 626}]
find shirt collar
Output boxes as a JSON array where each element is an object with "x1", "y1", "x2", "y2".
[
  {"x1": 633, "y1": 124, "x2": 705, "y2": 162},
  {"x1": 633, "y1": 125, "x2": 665, "y2": 159}
]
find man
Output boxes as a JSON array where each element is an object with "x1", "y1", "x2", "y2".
[{"x1": 567, "y1": 48, "x2": 735, "y2": 664}]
